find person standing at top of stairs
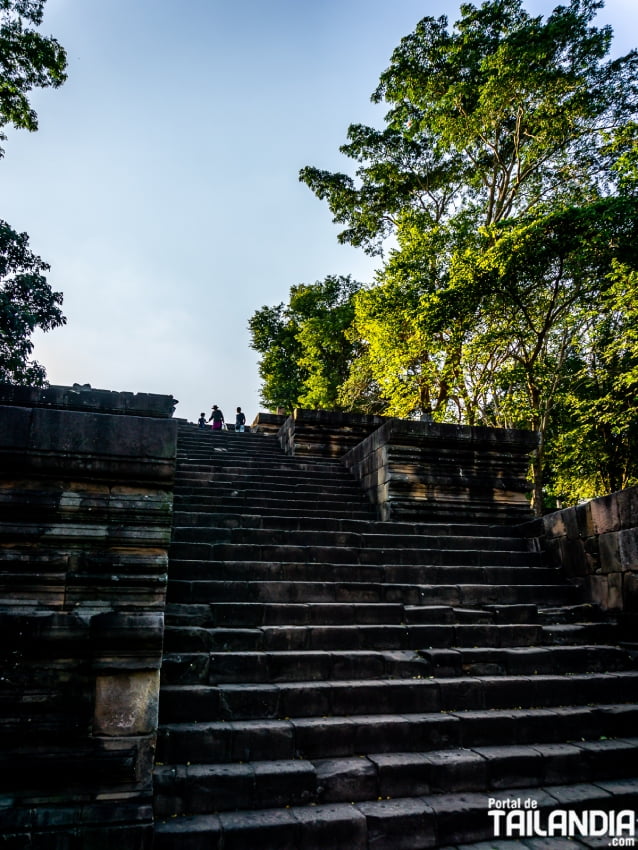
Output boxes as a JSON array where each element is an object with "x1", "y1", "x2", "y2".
[{"x1": 208, "y1": 404, "x2": 225, "y2": 430}]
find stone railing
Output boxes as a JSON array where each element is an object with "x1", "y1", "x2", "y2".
[
  {"x1": 342, "y1": 417, "x2": 538, "y2": 524},
  {"x1": 278, "y1": 409, "x2": 388, "y2": 458},
  {"x1": 251, "y1": 412, "x2": 286, "y2": 435},
  {"x1": 523, "y1": 488, "x2": 638, "y2": 634},
  {"x1": 0, "y1": 384, "x2": 177, "y2": 848}
]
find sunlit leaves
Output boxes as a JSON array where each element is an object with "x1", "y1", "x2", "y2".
[
  {"x1": 249, "y1": 276, "x2": 363, "y2": 413},
  {"x1": 0, "y1": 0, "x2": 67, "y2": 151}
]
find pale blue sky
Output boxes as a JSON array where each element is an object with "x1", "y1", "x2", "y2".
[{"x1": 1, "y1": 0, "x2": 634, "y2": 423}]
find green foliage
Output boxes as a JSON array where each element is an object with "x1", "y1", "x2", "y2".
[
  {"x1": 546, "y1": 262, "x2": 638, "y2": 503},
  {"x1": 299, "y1": 0, "x2": 638, "y2": 512},
  {"x1": 0, "y1": 0, "x2": 67, "y2": 385},
  {"x1": 0, "y1": 0, "x2": 67, "y2": 156},
  {"x1": 0, "y1": 219, "x2": 65, "y2": 384},
  {"x1": 249, "y1": 275, "x2": 362, "y2": 413}
]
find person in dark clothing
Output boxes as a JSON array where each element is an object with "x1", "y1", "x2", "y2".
[
  {"x1": 208, "y1": 405, "x2": 225, "y2": 431},
  {"x1": 235, "y1": 407, "x2": 246, "y2": 433},
  {"x1": 197, "y1": 412, "x2": 207, "y2": 429}
]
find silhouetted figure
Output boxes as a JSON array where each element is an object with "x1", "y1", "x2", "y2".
[
  {"x1": 235, "y1": 406, "x2": 246, "y2": 433},
  {"x1": 197, "y1": 412, "x2": 207, "y2": 429},
  {"x1": 208, "y1": 405, "x2": 225, "y2": 431}
]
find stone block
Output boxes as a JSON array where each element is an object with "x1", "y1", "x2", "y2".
[
  {"x1": 356, "y1": 797, "x2": 437, "y2": 849},
  {"x1": 619, "y1": 528, "x2": 638, "y2": 570},
  {"x1": 293, "y1": 803, "x2": 367, "y2": 850},
  {"x1": 314, "y1": 756, "x2": 376, "y2": 802},
  {"x1": 219, "y1": 808, "x2": 300, "y2": 850},
  {"x1": 94, "y1": 670, "x2": 160, "y2": 736},
  {"x1": 617, "y1": 487, "x2": 638, "y2": 529},
  {"x1": 557, "y1": 536, "x2": 588, "y2": 578},
  {"x1": 598, "y1": 531, "x2": 622, "y2": 574},
  {"x1": 370, "y1": 752, "x2": 432, "y2": 797},
  {"x1": 472, "y1": 744, "x2": 542, "y2": 789},
  {"x1": 623, "y1": 572, "x2": 638, "y2": 613},
  {"x1": 0, "y1": 405, "x2": 31, "y2": 450},
  {"x1": 426, "y1": 749, "x2": 488, "y2": 792},
  {"x1": 590, "y1": 493, "x2": 622, "y2": 534},
  {"x1": 292, "y1": 717, "x2": 357, "y2": 759},
  {"x1": 254, "y1": 759, "x2": 317, "y2": 808}
]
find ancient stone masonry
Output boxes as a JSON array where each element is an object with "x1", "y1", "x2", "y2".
[
  {"x1": 280, "y1": 411, "x2": 538, "y2": 524},
  {"x1": 0, "y1": 384, "x2": 177, "y2": 849},
  {"x1": 523, "y1": 487, "x2": 638, "y2": 642},
  {"x1": 155, "y1": 417, "x2": 638, "y2": 850},
  {"x1": 3, "y1": 398, "x2": 638, "y2": 849},
  {"x1": 278, "y1": 408, "x2": 388, "y2": 458}
]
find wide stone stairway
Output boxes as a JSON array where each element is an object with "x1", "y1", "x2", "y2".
[{"x1": 153, "y1": 423, "x2": 638, "y2": 849}]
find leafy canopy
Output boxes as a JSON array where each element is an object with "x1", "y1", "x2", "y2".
[
  {"x1": 249, "y1": 275, "x2": 362, "y2": 413},
  {"x1": 0, "y1": 219, "x2": 65, "y2": 384},
  {"x1": 0, "y1": 0, "x2": 67, "y2": 156},
  {"x1": 0, "y1": 0, "x2": 67, "y2": 385},
  {"x1": 296, "y1": 0, "x2": 638, "y2": 511}
]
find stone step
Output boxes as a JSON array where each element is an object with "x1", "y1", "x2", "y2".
[
  {"x1": 172, "y1": 497, "x2": 375, "y2": 520},
  {"x1": 170, "y1": 527, "x2": 532, "y2": 552},
  {"x1": 167, "y1": 543, "x2": 543, "y2": 569},
  {"x1": 161, "y1": 648, "x2": 433, "y2": 686},
  {"x1": 166, "y1": 565, "x2": 555, "y2": 589},
  {"x1": 170, "y1": 511, "x2": 527, "y2": 539},
  {"x1": 154, "y1": 737, "x2": 638, "y2": 818},
  {"x1": 163, "y1": 602, "x2": 540, "y2": 629},
  {"x1": 177, "y1": 439, "x2": 283, "y2": 451},
  {"x1": 165, "y1": 601, "x2": 543, "y2": 627},
  {"x1": 160, "y1": 643, "x2": 633, "y2": 687},
  {"x1": 153, "y1": 779, "x2": 638, "y2": 850},
  {"x1": 162, "y1": 620, "x2": 619, "y2": 653},
  {"x1": 158, "y1": 671, "x2": 638, "y2": 723},
  {"x1": 176, "y1": 465, "x2": 355, "y2": 483},
  {"x1": 166, "y1": 580, "x2": 581, "y2": 606},
  {"x1": 177, "y1": 456, "x2": 347, "y2": 473},
  {"x1": 176, "y1": 441, "x2": 283, "y2": 455},
  {"x1": 417, "y1": 644, "x2": 634, "y2": 676},
  {"x1": 156, "y1": 703, "x2": 638, "y2": 765},
  {"x1": 538, "y1": 603, "x2": 606, "y2": 623},
  {"x1": 175, "y1": 470, "x2": 364, "y2": 486},
  {"x1": 173, "y1": 486, "x2": 368, "y2": 506}
]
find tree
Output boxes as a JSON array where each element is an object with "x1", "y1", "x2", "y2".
[
  {"x1": 0, "y1": 0, "x2": 67, "y2": 385},
  {"x1": 0, "y1": 0, "x2": 67, "y2": 157},
  {"x1": 0, "y1": 220, "x2": 65, "y2": 384},
  {"x1": 249, "y1": 275, "x2": 362, "y2": 413},
  {"x1": 300, "y1": 0, "x2": 638, "y2": 512}
]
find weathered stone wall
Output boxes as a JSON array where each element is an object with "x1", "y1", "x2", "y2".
[
  {"x1": 342, "y1": 417, "x2": 538, "y2": 524},
  {"x1": 0, "y1": 384, "x2": 177, "y2": 849},
  {"x1": 251, "y1": 412, "x2": 286, "y2": 435},
  {"x1": 524, "y1": 488, "x2": 638, "y2": 632},
  {"x1": 278, "y1": 409, "x2": 389, "y2": 458}
]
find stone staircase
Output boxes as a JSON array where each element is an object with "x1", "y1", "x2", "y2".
[{"x1": 153, "y1": 423, "x2": 638, "y2": 849}]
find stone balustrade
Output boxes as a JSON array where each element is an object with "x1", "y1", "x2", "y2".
[
  {"x1": 342, "y1": 416, "x2": 538, "y2": 524},
  {"x1": 278, "y1": 408, "x2": 388, "y2": 458},
  {"x1": 522, "y1": 488, "x2": 638, "y2": 637}
]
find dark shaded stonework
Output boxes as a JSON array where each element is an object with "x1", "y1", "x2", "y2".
[
  {"x1": 523, "y1": 488, "x2": 638, "y2": 642},
  {"x1": 154, "y1": 420, "x2": 637, "y2": 849},
  {"x1": 0, "y1": 384, "x2": 177, "y2": 849},
  {"x1": 2, "y1": 398, "x2": 637, "y2": 849},
  {"x1": 279, "y1": 409, "x2": 537, "y2": 524}
]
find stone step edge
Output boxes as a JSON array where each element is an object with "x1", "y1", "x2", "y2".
[
  {"x1": 156, "y1": 701, "x2": 638, "y2": 738},
  {"x1": 157, "y1": 672, "x2": 638, "y2": 722},
  {"x1": 153, "y1": 779, "x2": 638, "y2": 847},
  {"x1": 154, "y1": 735, "x2": 638, "y2": 790},
  {"x1": 155, "y1": 705, "x2": 638, "y2": 766}
]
